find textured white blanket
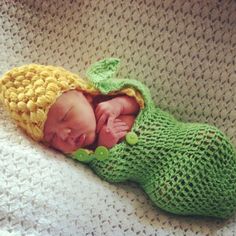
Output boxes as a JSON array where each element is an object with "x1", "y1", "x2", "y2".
[{"x1": 0, "y1": 0, "x2": 236, "y2": 235}]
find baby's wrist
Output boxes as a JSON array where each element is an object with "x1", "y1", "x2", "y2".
[
  {"x1": 97, "y1": 126, "x2": 116, "y2": 148},
  {"x1": 110, "y1": 97, "x2": 124, "y2": 115}
]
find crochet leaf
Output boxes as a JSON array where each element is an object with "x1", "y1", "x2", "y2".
[{"x1": 86, "y1": 58, "x2": 120, "y2": 84}]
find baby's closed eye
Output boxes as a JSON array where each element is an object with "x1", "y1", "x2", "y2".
[{"x1": 61, "y1": 107, "x2": 73, "y2": 122}]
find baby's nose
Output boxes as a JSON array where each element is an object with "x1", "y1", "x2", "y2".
[{"x1": 59, "y1": 128, "x2": 71, "y2": 141}]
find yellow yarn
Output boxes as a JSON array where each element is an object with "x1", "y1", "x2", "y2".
[{"x1": 0, "y1": 64, "x2": 144, "y2": 142}]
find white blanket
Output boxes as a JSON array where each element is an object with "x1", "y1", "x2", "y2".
[{"x1": 0, "y1": 0, "x2": 236, "y2": 235}]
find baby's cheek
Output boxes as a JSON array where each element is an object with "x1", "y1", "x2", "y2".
[{"x1": 68, "y1": 117, "x2": 81, "y2": 130}]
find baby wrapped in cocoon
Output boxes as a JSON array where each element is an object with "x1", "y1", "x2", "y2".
[
  {"x1": 1, "y1": 58, "x2": 236, "y2": 219},
  {"x1": 43, "y1": 89, "x2": 140, "y2": 153}
]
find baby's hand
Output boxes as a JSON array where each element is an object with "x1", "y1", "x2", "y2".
[
  {"x1": 95, "y1": 99, "x2": 123, "y2": 133},
  {"x1": 97, "y1": 118, "x2": 129, "y2": 148}
]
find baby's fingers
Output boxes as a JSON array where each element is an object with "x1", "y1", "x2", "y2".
[
  {"x1": 113, "y1": 122, "x2": 129, "y2": 130},
  {"x1": 113, "y1": 119, "x2": 129, "y2": 127},
  {"x1": 113, "y1": 124, "x2": 129, "y2": 132},
  {"x1": 97, "y1": 114, "x2": 108, "y2": 133},
  {"x1": 107, "y1": 116, "x2": 116, "y2": 129},
  {"x1": 113, "y1": 120, "x2": 127, "y2": 126},
  {"x1": 116, "y1": 131, "x2": 128, "y2": 139}
]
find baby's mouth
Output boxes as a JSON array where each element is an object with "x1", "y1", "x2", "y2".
[{"x1": 75, "y1": 134, "x2": 86, "y2": 147}]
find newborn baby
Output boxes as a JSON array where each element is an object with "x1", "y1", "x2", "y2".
[
  {"x1": 1, "y1": 58, "x2": 236, "y2": 219},
  {"x1": 43, "y1": 90, "x2": 140, "y2": 153}
]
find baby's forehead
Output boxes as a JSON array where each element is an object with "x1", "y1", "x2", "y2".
[
  {"x1": 55, "y1": 90, "x2": 77, "y2": 105},
  {"x1": 51, "y1": 90, "x2": 81, "y2": 112},
  {"x1": 50, "y1": 95, "x2": 71, "y2": 114}
]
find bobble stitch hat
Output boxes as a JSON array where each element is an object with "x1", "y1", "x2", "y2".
[
  {"x1": 0, "y1": 64, "x2": 101, "y2": 141},
  {"x1": 0, "y1": 61, "x2": 144, "y2": 142}
]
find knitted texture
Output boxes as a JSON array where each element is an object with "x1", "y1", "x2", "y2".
[
  {"x1": 0, "y1": 65, "x2": 93, "y2": 141},
  {"x1": 0, "y1": 0, "x2": 236, "y2": 234},
  {"x1": 0, "y1": 61, "x2": 143, "y2": 142},
  {"x1": 1, "y1": 58, "x2": 236, "y2": 219},
  {"x1": 83, "y1": 59, "x2": 236, "y2": 219}
]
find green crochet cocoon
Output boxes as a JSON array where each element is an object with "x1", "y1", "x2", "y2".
[{"x1": 81, "y1": 58, "x2": 236, "y2": 219}]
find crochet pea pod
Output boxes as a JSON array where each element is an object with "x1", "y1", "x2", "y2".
[
  {"x1": 1, "y1": 58, "x2": 236, "y2": 219},
  {"x1": 84, "y1": 58, "x2": 236, "y2": 219}
]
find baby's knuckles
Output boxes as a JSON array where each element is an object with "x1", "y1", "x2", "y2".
[
  {"x1": 98, "y1": 125, "x2": 118, "y2": 148},
  {"x1": 98, "y1": 99, "x2": 123, "y2": 117}
]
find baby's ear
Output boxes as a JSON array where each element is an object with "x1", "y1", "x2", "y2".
[{"x1": 86, "y1": 58, "x2": 120, "y2": 84}]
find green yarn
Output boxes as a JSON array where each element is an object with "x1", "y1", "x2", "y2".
[{"x1": 85, "y1": 58, "x2": 236, "y2": 219}]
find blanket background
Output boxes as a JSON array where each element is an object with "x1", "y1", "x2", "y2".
[{"x1": 0, "y1": 0, "x2": 235, "y2": 235}]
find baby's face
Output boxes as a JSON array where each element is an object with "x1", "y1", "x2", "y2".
[{"x1": 43, "y1": 90, "x2": 96, "y2": 153}]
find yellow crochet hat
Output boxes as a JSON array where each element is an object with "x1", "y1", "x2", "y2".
[
  {"x1": 0, "y1": 64, "x2": 100, "y2": 141},
  {"x1": 0, "y1": 64, "x2": 144, "y2": 142}
]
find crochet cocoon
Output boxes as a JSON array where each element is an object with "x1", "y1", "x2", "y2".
[
  {"x1": 1, "y1": 58, "x2": 236, "y2": 219},
  {"x1": 85, "y1": 59, "x2": 236, "y2": 219}
]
